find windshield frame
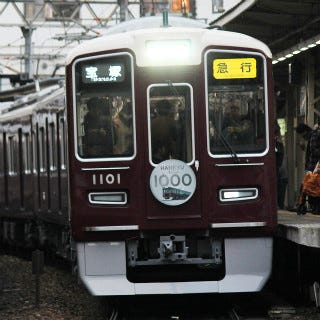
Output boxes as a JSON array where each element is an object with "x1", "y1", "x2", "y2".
[
  {"x1": 72, "y1": 52, "x2": 136, "y2": 162},
  {"x1": 205, "y1": 49, "x2": 269, "y2": 159},
  {"x1": 147, "y1": 82, "x2": 195, "y2": 167}
]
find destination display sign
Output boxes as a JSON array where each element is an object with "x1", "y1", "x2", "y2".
[
  {"x1": 213, "y1": 58, "x2": 257, "y2": 79},
  {"x1": 82, "y1": 62, "x2": 124, "y2": 83}
]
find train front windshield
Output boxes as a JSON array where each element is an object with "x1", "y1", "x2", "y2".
[
  {"x1": 73, "y1": 53, "x2": 134, "y2": 160},
  {"x1": 206, "y1": 51, "x2": 267, "y2": 156},
  {"x1": 148, "y1": 84, "x2": 194, "y2": 165}
]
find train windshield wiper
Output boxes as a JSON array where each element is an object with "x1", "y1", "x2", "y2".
[
  {"x1": 211, "y1": 123, "x2": 240, "y2": 163},
  {"x1": 165, "y1": 80, "x2": 239, "y2": 163},
  {"x1": 166, "y1": 80, "x2": 185, "y2": 107}
]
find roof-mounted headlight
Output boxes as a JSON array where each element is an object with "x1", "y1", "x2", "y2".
[{"x1": 145, "y1": 39, "x2": 191, "y2": 65}]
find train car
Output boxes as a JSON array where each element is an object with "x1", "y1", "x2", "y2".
[
  {"x1": 0, "y1": 81, "x2": 70, "y2": 257},
  {"x1": 65, "y1": 15, "x2": 277, "y2": 296}
]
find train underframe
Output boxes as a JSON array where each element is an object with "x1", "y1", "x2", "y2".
[
  {"x1": 76, "y1": 232, "x2": 273, "y2": 296},
  {"x1": 1, "y1": 217, "x2": 273, "y2": 295},
  {"x1": 0, "y1": 217, "x2": 74, "y2": 261}
]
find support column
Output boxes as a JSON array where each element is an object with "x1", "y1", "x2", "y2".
[
  {"x1": 21, "y1": 26, "x2": 34, "y2": 81},
  {"x1": 306, "y1": 52, "x2": 315, "y2": 126},
  {"x1": 118, "y1": 0, "x2": 128, "y2": 22},
  {"x1": 286, "y1": 85, "x2": 298, "y2": 209}
]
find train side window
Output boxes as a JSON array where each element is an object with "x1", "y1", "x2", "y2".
[
  {"x1": 49, "y1": 122, "x2": 57, "y2": 171},
  {"x1": 206, "y1": 50, "x2": 267, "y2": 157},
  {"x1": 59, "y1": 118, "x2": 66, "y2": 170},
  {"x1": 74, "y1": 53, "x2": 135, "y2": 160},
  {"x1": 0, "y1": 132, "x2": 3, "y2": 176},
  {"x1": 39, "y1": 127, "x2": 46, "y2": 173},
  {"x1": 32, "y1": 129, "x2": 38, "y2": 174},
  {"x1": 148, "y1": 84, "x2": 194, "y2": 165},
  {"x1": 23, "y1": 133, "x2": 32, "y2": 174},
  {"x1": 7, "y1": 135, "x2": 17, "y2": 176}
]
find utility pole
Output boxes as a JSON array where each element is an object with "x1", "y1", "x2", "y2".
[
  {"x1": 118, "y1": 0, "x2": 129, "y2": 22},
  {"x1": 212, "y1": 0, "x2": 224, "y2": 13},
  {"x1": 21, "y1": 26, "x2": 35, "y2": 81}
]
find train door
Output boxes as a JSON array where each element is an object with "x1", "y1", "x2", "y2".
[
  {"x1": 6, "y1": 128, "x2": 21, "y2": 213},
  {"x1": 57, "y1": 111, "x2": 68, "y2": 217},
  {"x1": 36, "y1": 115, "x2": 49, "y2": 214},
  {"x1": 0, "y1": 129, "x2": 3, "y2": 210},
  {"x1": 32, "y1": 124, "x2": 39, "y2": 212},
  {"x1": 203, "y1": 50, "x2": 276, "y2": 224},
  {"x1": 48, "y1": 114, "x2": 59, "y2": 214},
  {"x1": 21, "y1": 125, "x2": 33, "y2": 212},
  {"x1": 143, "y1": 80, "x2": 205, "y2": 228},
  {"x1": 69, "y1": 52, "x2": 144, "y2": 239}
]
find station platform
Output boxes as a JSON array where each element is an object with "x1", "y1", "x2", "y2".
[{"x1": 277, "y1": 210, "x2": 320, "y2": 248}]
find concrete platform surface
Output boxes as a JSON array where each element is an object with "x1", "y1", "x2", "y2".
[{"x1": 277, "y1": 210, "x2": 320, "y2": 248}]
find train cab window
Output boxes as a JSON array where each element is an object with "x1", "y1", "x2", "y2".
[
  {"x1": 73, "y1": 53, "x2": 134, "y2": 160},
  {"x1": 148, "y1": 84, "x2": 194, "y2": 165},
  {"x1": 206, "y1": 51, "x2": 267, "y2": 156}
]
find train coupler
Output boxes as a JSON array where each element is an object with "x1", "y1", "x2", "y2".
[{"x1": 158, "y1": 235, "x2": 188, "y2": 261}]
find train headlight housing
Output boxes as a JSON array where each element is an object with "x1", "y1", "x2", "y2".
[
  {"x1": 89, "y1": 192, "x2": 127, "y2": 205},
  {"x1": 219, "y1": 188, "x2": 258, "y2": 202},
  {"x1": 145, "y1": 39, "x2": 191, "y2": 65}
]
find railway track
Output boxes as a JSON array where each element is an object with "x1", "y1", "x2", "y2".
[
  {"x1": 101, "y1": 294, "x2": 273, "y2": 320},
  {"x1": 104, "y1": 308, "x2": 269, "y2": 319},
  {"x1": 2, "y1": 253, "x2": 319, "y2": 319}
]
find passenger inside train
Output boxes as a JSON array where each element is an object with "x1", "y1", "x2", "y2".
[
  {"x1": 221, "y1": 100, "x2": 254, "y2": 145},
  {"x1": 113, "y1": 99, "x2": 134, "y2": 156},
  {"x1": 83, "y1": 97, "x2": 114, "y2": 157},
  {"x1": 208, "y1": 92, "x2": 266, "y2": 155},
  {"x1": 81, "y1": 96, "x2": 133, "y2": 158},
  {"x1": 151, "y1": 99, "x2": 179, "y2": 163}
]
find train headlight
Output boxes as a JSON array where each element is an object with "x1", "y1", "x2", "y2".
[
  {"x1": 88, "y1": 192, "x2": 127, "y2": 205},
  {"x1": 145, "y1": 39, "x2": 191, "y2": 65},
  {"x1": 219, "y1": 188, "x2": 258, "y2": 202}
]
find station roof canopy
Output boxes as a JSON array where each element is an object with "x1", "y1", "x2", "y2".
[{"x1": 212, "y1": 0, "x2": 320, "y2": 61}]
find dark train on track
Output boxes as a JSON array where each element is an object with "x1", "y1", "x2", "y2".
[{"x1": 0, "y1": 15, "x2": 277, "y2": 296}]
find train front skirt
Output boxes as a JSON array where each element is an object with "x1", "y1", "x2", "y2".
[{"x1": 76, "y1": 237, "x2": 273, "y2": 295}]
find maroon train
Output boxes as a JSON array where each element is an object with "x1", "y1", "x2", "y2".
[
  {"x1": 1, "y1": 16, "x2": 277, "y2": 296},
  {"x1": 0, "y1": 81, "x2": 69, "y2": 257}
]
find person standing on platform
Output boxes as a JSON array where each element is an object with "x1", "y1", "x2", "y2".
[
  {"x1": 275, "y1": 123, "x2": 288, "y2": 209},
  {"x1": 296, "y1": 123, "x2": 320, "y2": 213}
]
